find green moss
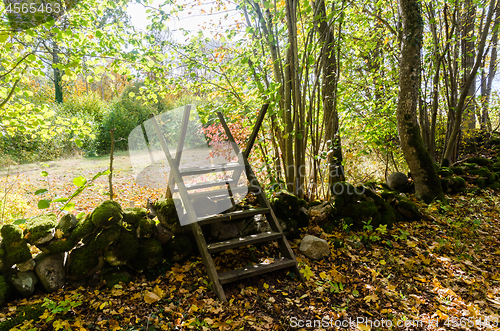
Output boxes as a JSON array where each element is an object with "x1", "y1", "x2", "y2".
[
  {"x1": 67, "y1": 245, "x2": 103, "y2": 279},
  {"x1": 351, "y1": 201, "x2": 378, "y2": 219},
  {"x1": 91, "y1": 200, "x2": 123, "y2": 228},
  {"x1": 488, "y1": 182, "x2": 500, "y2": 190},
  {"x1": 24, "y1": 213, "x2": 57, "y2": 244},
  {"x1": 130, "y1": 238, "x2": 163, "y2": 270},
  {"x1": 103, "y1": 271, "x2": 132, "y2": 289},
  {"x1": 136, "y1": 218, "x2": 155, "y2": 238},
  {"x1": 1, "y1": 224, "x2": 23, "y2": 243},
  {"x1": 56, "y1": 214, "x2": 78, "y2": 237},
  {"x1": 42, "y1": 238, "x2": 76, "y2": 254},
  {"x1": 5, "y1": 240, "x2": 32, "y2": 267},
  {"x1": 104, "y1": 230, "x2": 139, "y2": 266},
  {"x1": 449, "y1": 166, "x2": 465, "y2": 175},
  {"x1": 164, "y1": 236, "x2": 192, "y2": 263},
  {"x1": 475, "y1": 178, "x2": 487, "y2": 188},
  {"x1": 123, "y1": 207, "x2": 148, "y2": 225},
  {"x1": 330, "y1": 182, "x2": 363, "y2": 203},
  {"x1": 70, "y1": 214, "x2": 97, "y2": 241},
  {"x1": 466, "y1": 157, "x2": 492, "y2": 166},
  {"x1": 452, "y1": 176, "x2": 466, "y2": 188},
  {"x1": 395, "y1": 197, "x2": 421, "y2": 221},
  {"x1": 0, "y1": 275, "x2": 10, "y2": 306},
  {"x1": 153, "y1": 199, "x2": 180, "y2": 226},
  {"x1": 0, "y1": 303, "x2": 45, "y2": 330},
  {"x1": 91, "y1": 226, "x2": 122, "y2": 252},
  {"x1": 468, "y1": 167, "x2": 492, "y2": 178},
  {"x1": 437, "y1": 167, "x2": 454, "y2": 177}
]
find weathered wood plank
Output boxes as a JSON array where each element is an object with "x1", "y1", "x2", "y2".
[{"x1": 207, "y1": 231, "x2": 282, "y2": 253}]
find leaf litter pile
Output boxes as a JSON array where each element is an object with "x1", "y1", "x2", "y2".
[{"x1": 1, "y1": 156, "x2": 500, "y2": 330}]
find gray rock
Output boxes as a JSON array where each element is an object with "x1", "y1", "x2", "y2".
[
  {"x1": 9, "y1": 271, "x2": 38, "y2": 297},
  {"x1": 299, "y1": 235, "x2": 330, "y2": 260},
  {"x1": 33, "y1": 228, "x2": 55, "y2": 245},
  {"x1": 309, "y1": 202, "x2": 335, "y2": 225},
  {"x1": 387, "y1": 172, "x2": 408, "y2": 191},
  {"x1": 154, "y1": 224, "x2": 173, "y2": 245},
  {"x1": 35, "y1": 253, "x2": 65, "y2": 292},
  {"x1": 211, "y1": 221, "x2": 239, "y2": 240},
  {"x1": 57, "y1": 214, "x2": 78, "y2": 237},
  {"x1": 235, "y1": 217, "x2": 258, "y2": 236},
  {"x1": 17, "y1": 259, "x2": 36, "y2": 272}
]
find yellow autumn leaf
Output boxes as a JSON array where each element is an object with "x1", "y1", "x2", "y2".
[
  {"x1": 55, "y1": 228, "x2": 64, "y2": 239},
  {"x1": 144, "y1": 291, "x2": 161, "y2": 304},
  {"x1": 263, "y1": 283, "x2": 269, "y2": 289},
  {"x1": 364, "y1": 294, "x2": 379, "y2": 303},
  {"x1": 379, "y1": 260, "x2": 386, "y2": 265},
  {"x1": 153, "y1": 285, "x2": 165, "y2": 299},
  {"x1": 319, "y1": 271, "x2": 328, "y2": 279},
  {"x1": 358, "y1": 323, "x2": 371, "y2": 331}
]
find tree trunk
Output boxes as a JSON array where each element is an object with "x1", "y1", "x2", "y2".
[
  {"x1": 397, "y1": 0, "x2": 443, "y2": 203},
  {"x1": 442, "y1": 0, "x2": 496, "y2": 164},
  {"x1": 314, "y1": 0, "x2": 345, "y2": 188},
  {"x1": 52, "y1": 43, "x2": 63, "y2": 103},
  {"x1": 461, "y1": 0, "x2": 477, "y2": 131}
]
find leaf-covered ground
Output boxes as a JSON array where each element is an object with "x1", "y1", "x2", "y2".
[{"x1": 1, "y1": 155, "x2": 500, "y2": 330}]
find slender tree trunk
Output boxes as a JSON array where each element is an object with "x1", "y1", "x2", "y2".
[
  {"x1": 481, "y1": 1, "x2": 500, "y2": 131},
  {"x1": 397, "y1": 0, "x2": 443, "y2": 203},
  {"x1": 52, "y1": 43, "x2": 63, "y2": 103},
  {"x1": 461, "y1": 0, "x2": 477, "y2": 131},
  {"x1": 313, "y1": 0, "x2": 344, "y2": 187},
  {"x1": 443, "y1": 0, "x2": 496, "y2": 164}
]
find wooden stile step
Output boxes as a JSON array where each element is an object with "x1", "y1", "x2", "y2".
[
  {"x1": 218, "y1": 257, "x2": 296, "y2": 285},
  {"x1": 198, "y1": 207, "x2": 269, "y2": 226},
  {"x1": 179, "y1": 163, "x2": 244, "y2": 176},
  {"x1": 207, "y1": 231, "x2": 282, "y2": 253},
  {"x1": 186, "y1": 186, "x2": 259, "y2": 199},
  {"x1": 173, "y1": 178, "x2": 235, "y2": 192}
]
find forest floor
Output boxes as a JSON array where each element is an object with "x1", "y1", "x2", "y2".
[{"x1": 1, "y1": 155, "x2": 500, "y2": 330}]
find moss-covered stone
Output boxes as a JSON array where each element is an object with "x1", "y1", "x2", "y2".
[
  {"x1": 123, "y1": 207, "x2": 148, "y2": 225},
  {"x1": 130, "y1": 239, "x2": 163, "y2": 271},
  {"x1": 331, "y1": 182, "x2": 363, "y2": 203},
  {"x1": 4, "y1": 240, "x2": 32, "y2": 267},
  {"x1": 104, "y1": 230, "x2": 139, "y2": 266},
  {"x1": 449, "y1": 166, "x2": 465, "y2": 175},
  {"x1": 437, "y1": 167, "x2": 454, "y2": 177},
  {"x1": 56, "y1": 214, "x2": 78, "y2": 237},
  {"x1": 153, "y1": 199, "x2": 180, "y2": 227},
  {"x1": 91, "y1": 226, "x2": 122, "y2": 252},
  {"x1": 1, "y1": 224, "x2": 23, "y2": 243},
  {"x1": 270, "y1": 191, "x2": 309, "y2": 237},
  {"x1": 395, "y1": 197, "x2": 421, "y2": 222},
  {"x1": 70, "y1": 214, "x2": 97, "y2": 242},
  {"x1": 475, "y1": 178, "x2": 487, "y2": 188},
  {"x1": 91, "y1": 200, "x2": 123, "y2": 229},
  {"x1": 24, "y1": 213, "x2": 57, "y2": 245},
  {"x1": 136, "y1": 218, "x2": 155, "y2": 239},
  {"x1": 0, "y1": 275, "x2": 10, "y2": 306},
  {"x1": 0, "y1": 304, "x2": 44, "y2": 330},
  {"x1": 164, "y1": 236, "x2": 192, "y2": 263},
  {"x1": 466, "y1": 157, "x2": 492, "y2": 166},
  {"x1": 40, "y1": 238, "x2": 76, "y2": 254},
  {"x1": 67, "y1": 245, "x2": 104, "y2": 279},
  {"x1": 488, "y1": 181, "x2": 500, "y2": 190},
  {"x1": 103, "y1": 270, "x2": 132, "y2": 289}
]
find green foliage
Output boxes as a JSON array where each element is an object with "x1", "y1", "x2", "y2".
[
  {"x1": 94, "y1": 84, "x2": 160, "y2": 154},
  {"x1": 42, "y1": 294, "x2": 82, "y2": 321}
]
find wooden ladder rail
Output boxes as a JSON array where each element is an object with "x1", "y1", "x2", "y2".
[
  {"x1": 216, "y1": 111, "x2": 303, "y2": 280},
  {"x1": 149, "y1": 112, "x2": 227, "y2": 302}
]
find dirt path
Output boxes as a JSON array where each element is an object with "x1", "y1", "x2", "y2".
[{"x1": 0, "y1": 151, "x2": 165, "y2": 223}]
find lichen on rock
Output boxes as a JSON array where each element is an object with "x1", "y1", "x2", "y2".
[{"x1": 24, "y1": 213, "x2": 57, "y2": 245}]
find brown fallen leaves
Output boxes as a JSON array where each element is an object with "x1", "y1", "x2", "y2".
[{"x1": 2, "y1": 157, "x2": 500, "y2": 330}]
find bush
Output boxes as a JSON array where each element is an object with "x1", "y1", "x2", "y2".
[{"x1": 94, "y1": 84, "x2": 157, "y2": 154}]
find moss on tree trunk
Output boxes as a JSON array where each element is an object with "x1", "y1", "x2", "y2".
[{"x1": 396, "y1": 0, "x2": 443, "y2": 203}]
